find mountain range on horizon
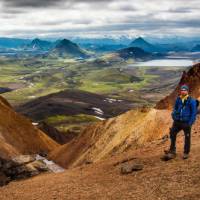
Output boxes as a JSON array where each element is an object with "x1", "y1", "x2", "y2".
[{"x1": 0, "y1": 36, "x2": 200, "y2": 54}]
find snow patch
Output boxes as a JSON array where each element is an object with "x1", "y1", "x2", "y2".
[
  {"x1": 104, "y1": 98, "x2": 123, "y2": 103},
  {"x1": 32, "y1": 122, "x2": 39, "y2": 126},
  {"x1": 94, "y1": 116, "x2": 106, "y2": 121},
  {"x1": 92, "y1": 107, "x2": 104, "y2": 115},
  {"x1": 28, "y1": 96, "x2": 36, "y2": 99}
]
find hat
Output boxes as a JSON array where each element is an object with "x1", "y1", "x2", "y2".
[{"x1": 180, "y1": 84, "x2": 189, "y2": 91}]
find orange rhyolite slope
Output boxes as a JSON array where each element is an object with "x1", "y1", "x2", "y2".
[
  {"x1": 49, "y1": 109, "x2": 172, "y2": 168},
  {"x1": 0, "y1": 95, "x2": 59, "y2": 159}
]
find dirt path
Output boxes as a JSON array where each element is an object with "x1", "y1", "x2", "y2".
[{"x1": 0, "y1": 119, "x2": 200, "y2": 200}]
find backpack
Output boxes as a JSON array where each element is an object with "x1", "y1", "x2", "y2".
[
  {"x1": 188, "y1": 97, "x2": 199, "y2": 109},
  {"x1": 196, "y1": 99, "x2": 199, "y2": 108}
]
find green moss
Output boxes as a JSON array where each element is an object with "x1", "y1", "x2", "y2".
[{"x1": 45, "y1": 114, "x2": 100, "y2": 125}]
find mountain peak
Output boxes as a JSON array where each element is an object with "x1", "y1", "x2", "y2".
[
  {"x1": 134, "y1": 37, "x2": 147, "y2": 42},
  {"x1": 130, "y1": 37, "x2": 158, "y2": 52},
  {"x1": 31, "y1": 38, "x2": 48, "y2": 45},
  {"x1": 32, "y1": 38, "x2": 40, "y2": 42},
  {"x1": 62, "y1": 39, "x2": 74, "y2": 43},
  {"x1": 55, "y1": 39, "x2": 78, "y2": 49},
  {"x1": 50, "y1": 39, "x2": 88, "y2": 58},
  {"x1": 28, "y1": 38, "x2": 52, "y2": 50},
  {"x1": 131, "y1": 37, "x2": 151, "y2": 46}
]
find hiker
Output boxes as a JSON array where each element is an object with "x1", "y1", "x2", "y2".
[{"x1": 165, "y1": 84, "x2": 199, "y2": 160}]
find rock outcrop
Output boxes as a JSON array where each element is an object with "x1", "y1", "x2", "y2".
[
  {"x1": 0, "y1": 154, "x2": 65, "y2": 187},
  {"x1": 37, "y1": 122, "x2": 70, "y2": 145},
  {"x1": 156, "y1": 62, "x2": 200, "y2": 110}
]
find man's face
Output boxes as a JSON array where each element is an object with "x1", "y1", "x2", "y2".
[{"x1": 180, "y1": 89, "x2": 188, "y2": 96}]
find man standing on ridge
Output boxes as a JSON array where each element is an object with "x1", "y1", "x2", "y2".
[{"x1": 165, "y1": 84, "x2": 198, "y2": 160}]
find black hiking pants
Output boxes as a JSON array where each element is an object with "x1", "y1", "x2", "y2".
[{"x1": 169, "y1": 121, "x2": 192, "y2": 154}]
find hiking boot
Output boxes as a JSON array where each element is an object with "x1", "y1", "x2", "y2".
[
  {"x1": 165, "y1": 152, "x2": 176, "y2": 159},
  {"x1": 162, "y1": 150, "x2": 176, "y2": 161},
  {"x1": 183, "y1": 153, "x2": 189, "y2": 160},
  {"x1": 164, "y1": 149, "x2": 170, "y2": 154}
]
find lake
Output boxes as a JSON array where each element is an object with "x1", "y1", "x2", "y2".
[{"x1": 129, "y1": 59, "x2": 194, "y2": 67}]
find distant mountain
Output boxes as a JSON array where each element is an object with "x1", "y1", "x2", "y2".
[
  {"x1": 26, "y1": 38, "x2": 53, "y2": 50},
  {"x1": 49, "y1": 39, "x2": 89, "y2": 59},
  {"x1": 95, "y1": 47, "x2": 154, "y2": 65},
  {"x1": 191, "y1": 44, "x2": 200, "y2": 52},
  {"x1": 129, "y1": 37, "x2": 160, "y2": 53},
  {"x1": 80, "y1": 44, "x2": 126, "y2": 53},
  {"x1": 73, "y1": 36, "x2": 132, "y2": 46},
  {"x1": 0, "y1": 37, "x2": 30, "y2": 48},
  {"x1": 117, "y1": 47, "x2": 152, "y2": 60}
]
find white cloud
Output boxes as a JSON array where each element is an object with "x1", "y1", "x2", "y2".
[{"x1": 0, "y1": 0, "x2": 199, "y2": 38}]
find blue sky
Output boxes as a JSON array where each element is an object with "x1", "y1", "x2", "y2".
[{"x1": 0, "y1": 0, "x2": 199, "y2": 38}]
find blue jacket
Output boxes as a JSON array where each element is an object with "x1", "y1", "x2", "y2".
[{"x1": 172, "y1": 96, "x2": 197, "y2": 125}]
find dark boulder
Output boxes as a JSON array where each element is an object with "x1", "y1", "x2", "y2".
[
  {"x1": 121, "y1": 162, "x2": 144, "y2": 174},
  {"x1": 0, "y1": 155, "x2": 49, "y2": 187}
]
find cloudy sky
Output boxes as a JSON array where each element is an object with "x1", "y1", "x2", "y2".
[{"x1": 0, "y1": 0, "x2": 199, "y2": 38}]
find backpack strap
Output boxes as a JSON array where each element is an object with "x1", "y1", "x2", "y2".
[{"x1": 196, "y1": 100, "x2": 199, "y2": 108}]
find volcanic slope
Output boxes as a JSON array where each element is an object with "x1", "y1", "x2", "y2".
[{"x1": 0, "y1": 95, "x2": 59, "y2": 159}]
